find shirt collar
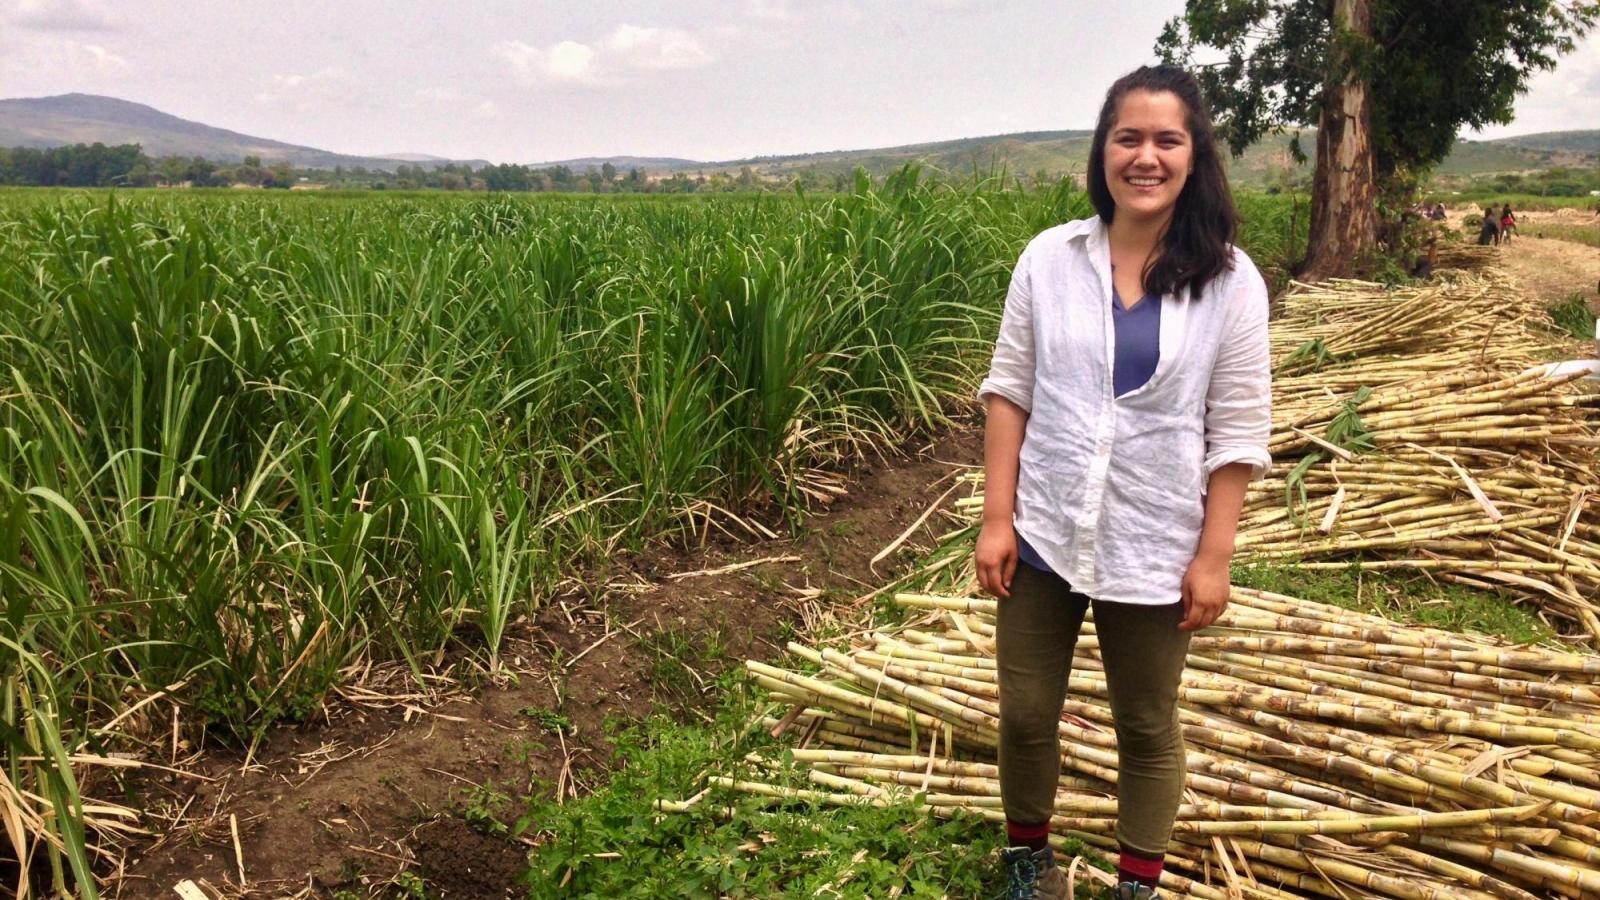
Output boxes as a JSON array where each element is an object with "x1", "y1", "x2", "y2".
[{"x1": 1060, "y1": 216, "x2": 1103, "y2": 245}]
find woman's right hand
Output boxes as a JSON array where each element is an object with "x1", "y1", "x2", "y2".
[{"x1": 975, "y1": 522, "x2": 1019, "y2": 599}]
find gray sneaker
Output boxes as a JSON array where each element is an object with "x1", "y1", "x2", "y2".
[
  {"x1": 998, "y1": 846, "x2": 1068, "y2": 900},
  {"x1": 1114, "y1": 881, "x2": 1161, "y2": 899}
]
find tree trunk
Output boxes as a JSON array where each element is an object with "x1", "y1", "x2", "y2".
[{"x1": 1298, "y1": 0, "x2": 1379, "y2": 282}]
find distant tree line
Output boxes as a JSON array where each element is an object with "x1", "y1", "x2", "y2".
[
  {"x1": 0, "y1": 141, "x2": 849, "y2": 194},
  {"x1": 1469, "y1": 167, "x2": 1600, "y2": 198},
  {"x1": 0, "y1": 143, "x2": 302, "y2": 188}
]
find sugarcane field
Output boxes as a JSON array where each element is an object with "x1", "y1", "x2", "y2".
[
  {"x1": 8, "y1": 6, "x2": 1600, "y2": 898},
  {"x1": 3, "y1": 179, "x2": 1598, "y2": 899}
]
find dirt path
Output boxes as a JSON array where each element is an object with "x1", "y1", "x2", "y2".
[
  {"x1": 112, "y1": 427, "x2": 984, "y2": 899},
  {"x1": 1496, "y1": 233, "x2": 1600, "y2": 319}
]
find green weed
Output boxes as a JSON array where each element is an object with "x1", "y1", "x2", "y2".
[
  {"x1": 461, "y1": 780, "x2": 517, "y2": 837},
  {"x1": 518, "y1": 701, "x2": 1005, "y2": 898},
  {"x1": 521, "y1": 707, "x2": 574, "y2": 735}
]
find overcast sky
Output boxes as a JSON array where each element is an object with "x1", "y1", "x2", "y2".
[{"x1": 2, "y1": 0, "x2": 1597, "y2": 164}]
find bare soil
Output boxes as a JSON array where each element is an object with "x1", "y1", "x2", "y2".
[
  {"x1": 1495, "y1": 230, "x2": 1600, "y2": 322},
  {"x1": 111, "y1": 427, "x2": 984, "y2": 899}
]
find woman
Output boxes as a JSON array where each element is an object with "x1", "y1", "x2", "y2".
[
  {"x1": 975, "y1": 65, "x2": 1271, "y2": 900},
  {"x1": 1499, "y1": 204, "x2": 1516, "y2": 244},
  {"x1": 1478, "y1": 207, "x2": 1500, "y2": 246}
]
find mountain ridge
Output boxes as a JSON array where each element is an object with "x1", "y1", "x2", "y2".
[
  {"x1": 2, "y1": 93, "x2": 1595, "y2": 183},
  {"x1": 0, "y1": 94, "x2": 490, "y2": 172}
]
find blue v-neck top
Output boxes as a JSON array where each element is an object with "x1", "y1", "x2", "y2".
[{"x1": 1111, "y1": 287, "x2": 1161, "y2": 398}]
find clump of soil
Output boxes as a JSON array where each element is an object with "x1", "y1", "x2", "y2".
[
  {"x1": 113, "y1": 427, "x2": 982, "y2": 898},
  {"x1": 409, "y1": 817, "x2": 528, "y2": 899}
]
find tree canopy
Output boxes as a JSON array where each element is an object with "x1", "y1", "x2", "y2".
[
  {"x1": 1157, "y1": 0, "x2": 1598, "y2": 277},
  {"x1": 1159, "y1": 0, "x2": 1598, "y2": 180}
]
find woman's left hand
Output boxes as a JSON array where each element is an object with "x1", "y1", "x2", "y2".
[{"x1": 1179, "y1": 553, "x2": 1230, "y2": 631}]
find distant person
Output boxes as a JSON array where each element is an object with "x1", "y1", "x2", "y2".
[
  {"x1": 1429, "y1": 202, "x2": 1447, "y2": 221},
  {"x1": 1477, "y1": 207, "x2": 1500, "y2": 246},
  {"x1": 1410, "y1": 233, "x2": 1439, "y2": 279},
  {"x1": 1500, "y1": 204, "x2": 1517, "y2": 243},
  {"x1": 977, "y1": 64, "x2": 1270, "y2": 900}
]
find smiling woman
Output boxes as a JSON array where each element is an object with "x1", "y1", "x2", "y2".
[{"x1": 975, "y1": 64, "x2": 1270, "y2": 900}]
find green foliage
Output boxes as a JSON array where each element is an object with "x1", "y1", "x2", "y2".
[
  {"x1": 1234, "y1": 191, "x2": 1310, "y2": 289},
  {"x1": 1325, "y1": 387, "x2": 1376, "y2": 454},
  {"x1": 393, "y1": 871, "x2": 431, "y2": 899},
  {"x1": 1548, "y1": 292, "x2": 1598, "y2": 340},
  {"x1": 1276, "y1": 338, "x2": 1335, "y2": 375},
  {"x1": 520, "y1": 701, "x2": 1005, "y2": 898},
  {"x1": 1284, "y1": 387, "x2": 1374, "y2": 523},
  {"x1": 1232, "y1": 563, "x2": 1556, "y2": 646},
  {"x1": 462, "y1": 780, "x2": 517, "y2": 837},
  {"x1": 522, "y1": 707, "x2": 574, "y2": 735},
  {"x1": 1159, "y1": 1, "x2": 1600, "y2": 181}
]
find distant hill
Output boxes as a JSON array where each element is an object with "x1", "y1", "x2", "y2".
[
  {"x1": 533, "y1": 155, "x2": 701, "y2": 171},
  {"x1": 1491, "y1": 130, "x2": 1600, "y2": 155},
  {"x1": 713, "y1": 126, "x2": 1597, "y2": 186},
  {"x1": 0, "y1": 94, "x2": 488, "y2": 172},
  {"x1": 378, "y1": 153, "x2": 449, "y2": 162},
  {"x1": 2, "y1": 92, "x2": 1592, "y2": 184},
  {"x1": 716, "y1": 130, "x2": 1101, "y2": 179},
  {"x1": 703, "y1": 128, "x2": 1297, "y2": 185},
  {"x1": 1436, "y1": 131, "x2": 1600, "y2": 176}
]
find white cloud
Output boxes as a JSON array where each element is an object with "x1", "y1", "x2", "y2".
[
  {"x1": 413, "y1": 86, "x2": 498, "y2": 121},
  {"x1": 75, "y1": 40, "x2": 124, "y2": 70},
  {"x1": 546, "y1": 41, "x2": 597, "y2": 80},
  {"x1": 605, "y1": 25, "x2": 714, "y2": 70},
  {"x1": 5, "y1": 0, "x2": 119, "y2": 31},
  {"x1": 494, "y1": 25, "x2": 715, "y2": 89},
  {"x1": 1473, "y1": 31, "x2": 1600, "y2": 139},
  {"x1": 253, "y1": 67, "x2": 351, "y2": 108},
  {"x1": 0, "y1": 33, "x2": 127, "y2": 92},
  {"x1": 742, "y1": 0, "x2": 793, "y2": 20},
  {"x1": 495, "y1": 39, "x2": 598, "y2": 85}
]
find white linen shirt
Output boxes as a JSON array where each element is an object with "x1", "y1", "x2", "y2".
[{"x1": 977, "y1": 216, "x2": 1272, "y2": 605}]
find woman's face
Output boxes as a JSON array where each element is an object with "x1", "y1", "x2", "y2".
[{"x1": 1103, "y1": 89, "x2": 1193, "y2": 225}]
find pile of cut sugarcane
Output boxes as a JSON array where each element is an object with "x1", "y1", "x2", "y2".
[
  {"x1": 1433, "y1": 242, "x2": 1502, "y2": 273},
  {"x1": 1268, "y1": 271, "x2": 1527, "y2": 378},
  {"x1": 1260, "y1": 268, "x2": 1600, "y2": 645},
  {"x1": 705, "y1": 586, "x2": 1600, "y2": 899}
]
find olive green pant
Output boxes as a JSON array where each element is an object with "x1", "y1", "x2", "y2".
[{"x1": 996, "y1": 561, "x2": 1191, "y2": 858}]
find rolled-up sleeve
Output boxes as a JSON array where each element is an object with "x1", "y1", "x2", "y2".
[
  {"x1": 976, "y1": 246, "x2": 1036, "y2": 412},
  {"x1": 1203, "y1": 266, "x2": 1272, "y2": 481}
]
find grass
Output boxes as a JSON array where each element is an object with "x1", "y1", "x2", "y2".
[
  {"x1": 1547, "y1": 291, "x2": 1598, "y2": 341},
  {"x1": 516, "y1": 677, "x2": 1012, "y2": 899},
  {"x1": 1232, "y1": 562, "x2": 1556, "y2": 647},
  {"x1": 638, "y1": 626, "x2": 728, "y2": 704},
  {"x1": 1438, "y1": 192, "x2": 1600, "y2": 212},
  {"x1": 1530, "y1": 220, "x2": 1600, "y2": 248}
]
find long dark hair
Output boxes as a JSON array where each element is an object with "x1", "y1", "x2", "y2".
[{"x1": 1086, "y1": 65, "x2": 1237, "y2": 299}]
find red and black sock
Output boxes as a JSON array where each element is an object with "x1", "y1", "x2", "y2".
[
  {"x1": 1118, "y1": 845, "x2": 1163, "y2": 889},
  {"x1": 1005, "y1": 819, "x2": 1050, "y2": 854}
]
